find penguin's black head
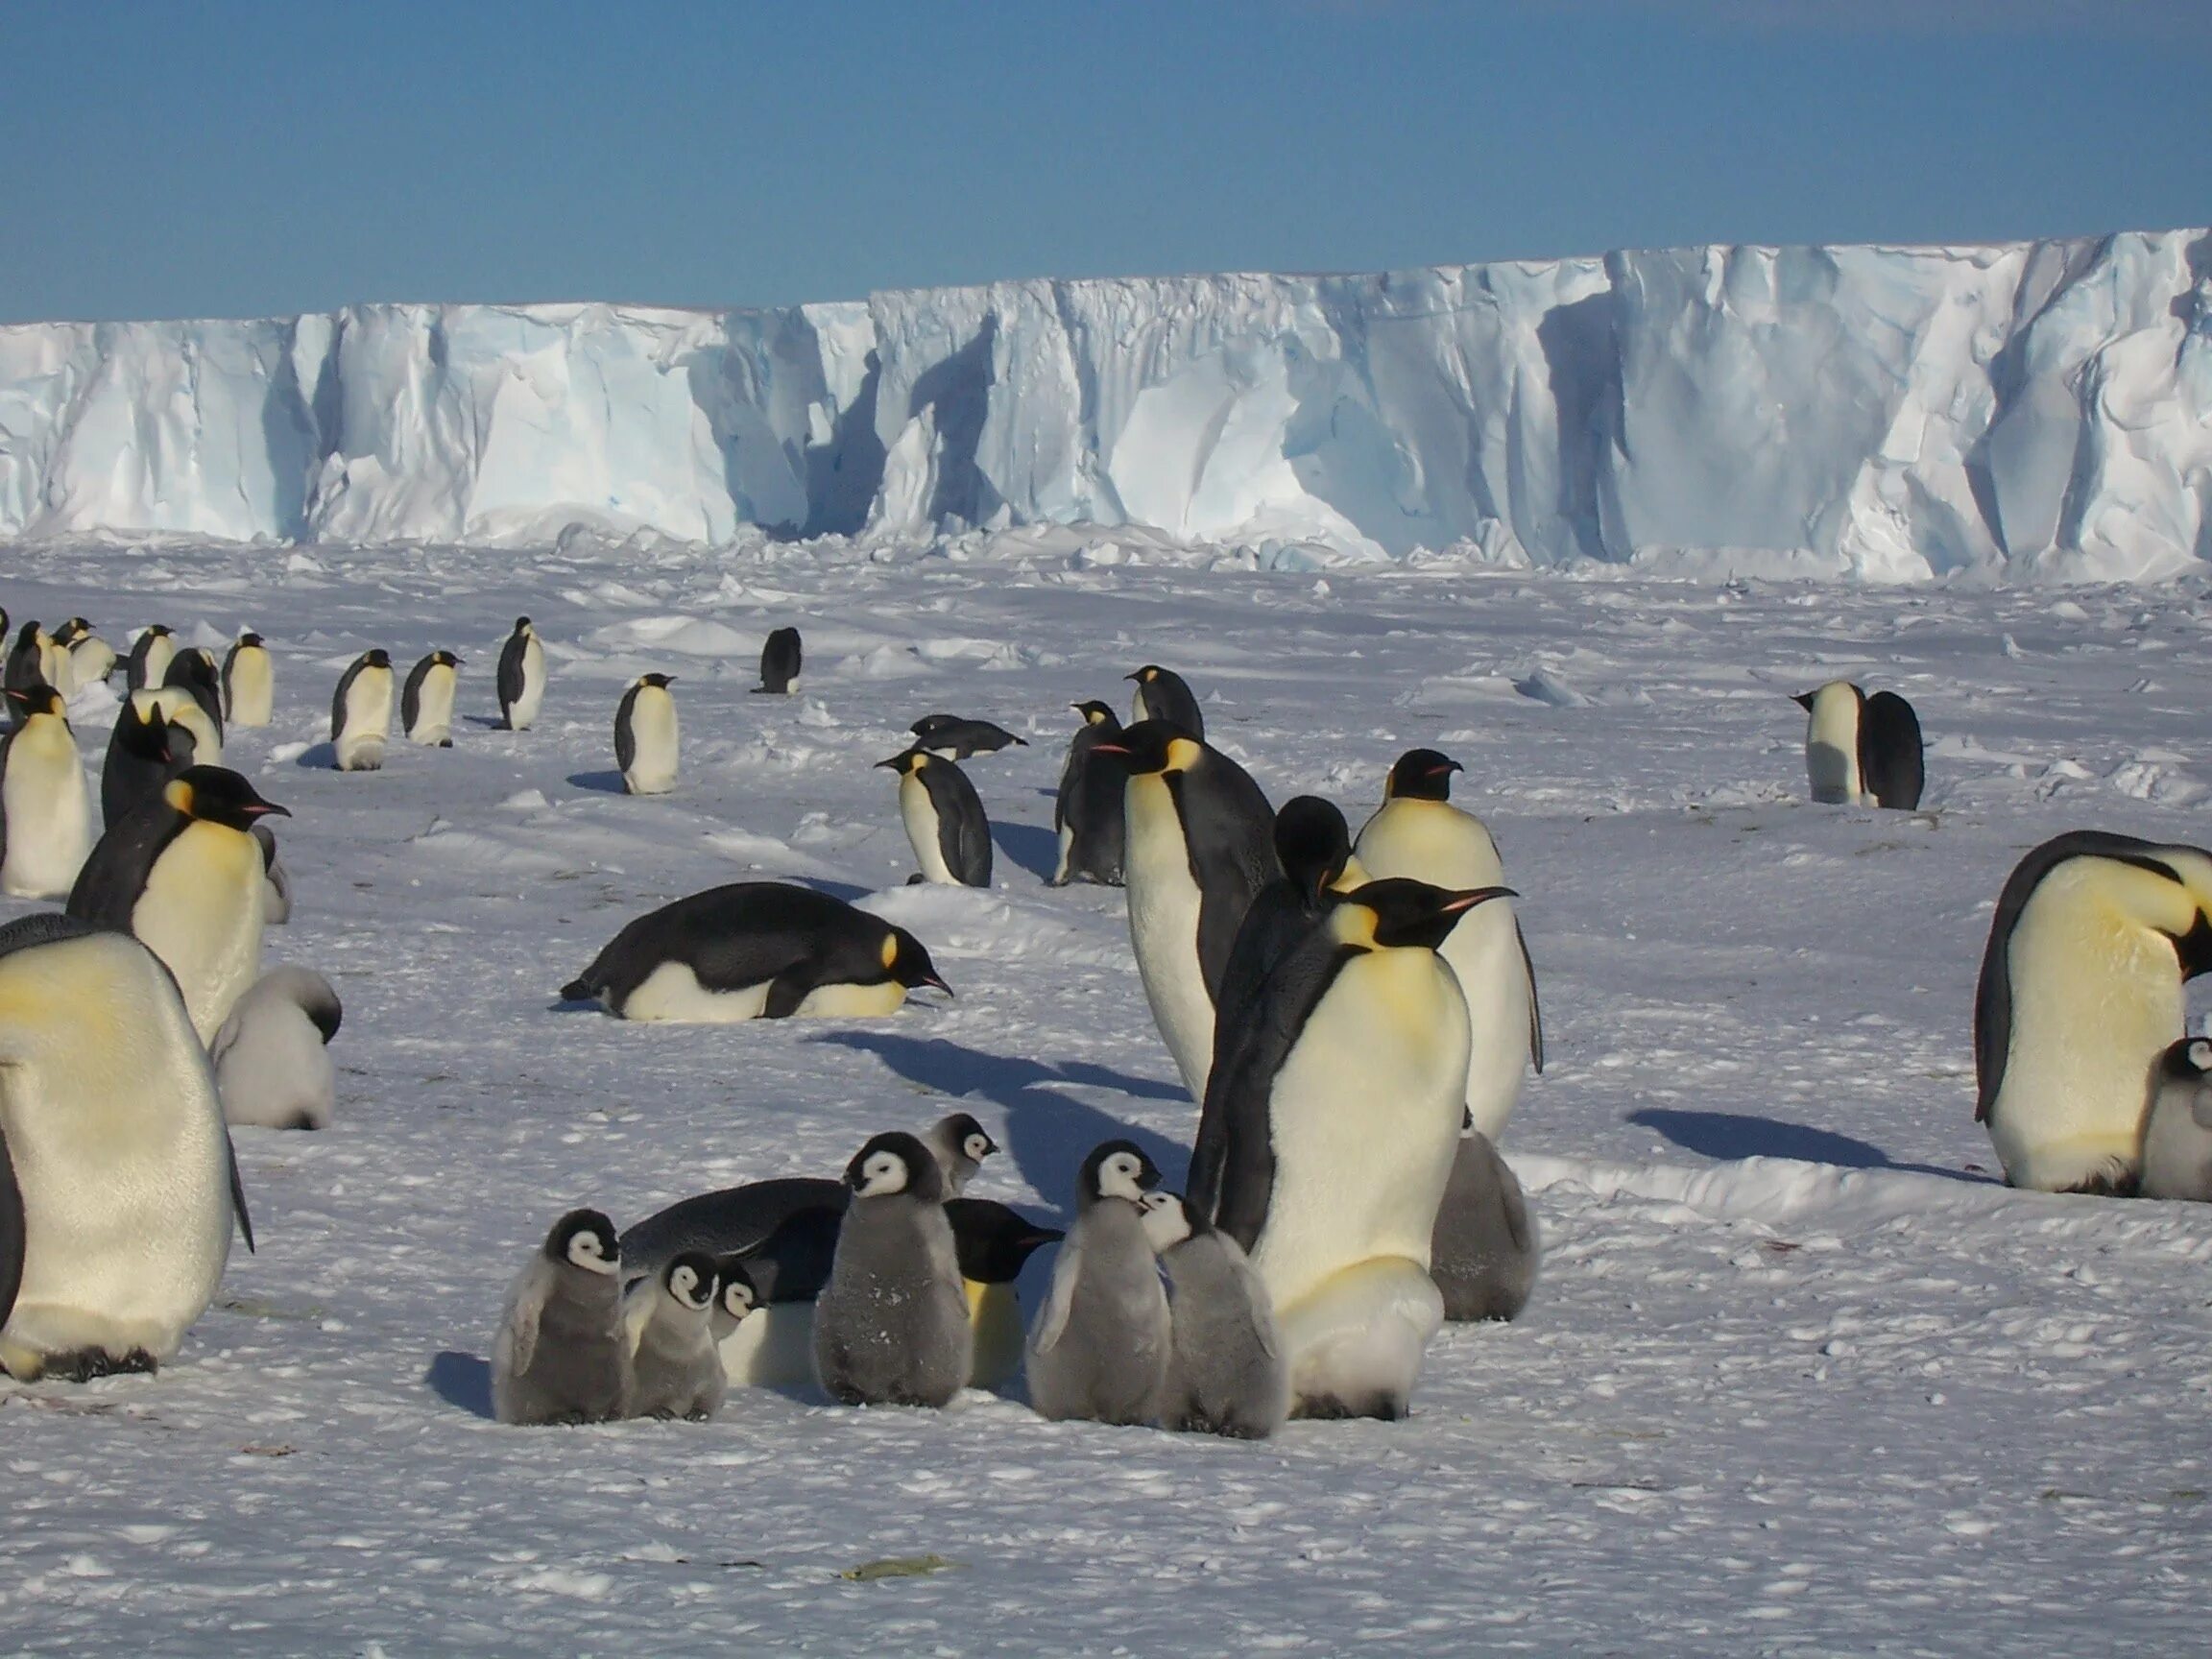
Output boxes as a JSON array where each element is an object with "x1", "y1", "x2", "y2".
[
  {"x1": 513, "y1": 616, "x2": 533, "y2": 633},
  {"x1": 638, "y1": 671, "x2": 675, "y2": 689},
  {"x1": 438, "y1": 650, "x2": 464, "y2": 667},
  {"x1": 164, "y1": 649, "x2": 220, "y2": 692},
  {"x1": 144, "y1": 624, "x2": 172, "y2": 639},
  {"x1": 1383, "y1": 749, "x2": 1463, "y2": 803},
  {"x1": 909, "y1": 713, "x2": 956, "y2": 737},
  {"x1": 875, "y1": 747, "x2": 928, "y2": 777},
  {"x1": 166, "y1": 766, "x2": 291, "y2": 831},
  {"x1": 3, "y1": 684, "x2": 64, "y2": 721},
  {"x1": 362, "y1": 649, "x2": 392, "y2": 670},
  {"x1": 663, "y1": 1251, "x2": 720, "y2": 1311},
  {"x1": 937, "y1": 1111, "x2": 998, "y2": 1167},
  {"x1": 237, "y1": 631, "x2": 263, "y2": 649},
  {"x1": 1274, "y1": 796, "x2": 1353, "y2": 902},
  {"x1": 846, "y1": 1131, "x2": 943, "y2": 1202},
  {"x1": 1080, "y1": 1140, "x2": 1163, "y2": 1207},
  {"x1": 12, "y1": 620, "x2": 39, "y2": 649},
  {"x1": 547, "y1": 1208, "x2": 620, "y2": 1275},
  {"x1": 880, "y1": 926, "x2": 952, "y2": 997},
  {"x1": 50, "y1": 618, "x2": 87, "y2": 647},
  {"x1": 1071, "y1": 700, "x2": 1120, "y2": 731},
  {"x1": 714, "y1": 1256, "x2": 758, "y2": 1321},
  {"x1": 1140, "y1": 1191, "x2": 1204, "y2": 1253},
  {"x1": 1126, "y1": 664, "x2": 1168, "y2": 685},
  {"x1": 1342, "y1": 877, "x2": 1516, "y2": 952},
  {"x1": 2159, "y1": 1036, "x2": 2212, "y2": 1082},
  {"x1": 1094, "y1": 718, "x2": 1201, "y2": 777},
  {"x1": 946, "y1": 1199, "x2": 1064, "y2": 1283}
]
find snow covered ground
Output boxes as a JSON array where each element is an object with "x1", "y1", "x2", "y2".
[{"x1": 5, "y1": 532, "x2": 2211, "y2": 1654}]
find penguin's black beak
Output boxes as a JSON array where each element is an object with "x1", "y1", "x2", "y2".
[
  {"x1": 875, "y1": 757, "x2": 902, "y2": 771},
  {"x1": 243, "y1": 801, "x2": 292, "y2": 820},
  {"x1": 1431, "y1": 760, "x2": 1463, "y2": 779},
  {"x1": 1443, "y1": 884, "x2": 1517, "y2": 913},
  {"x1": 920, "y1": 973, "x2": 954, "y2": 997}
]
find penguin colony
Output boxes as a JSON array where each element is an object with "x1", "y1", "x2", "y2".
[{"x1": 2, "y1": 594, "x2": 2202, "y2": 1460}]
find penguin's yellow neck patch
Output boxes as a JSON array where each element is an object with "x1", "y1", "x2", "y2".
[
  {"x1": 878, "y1": 932, "x2": 899, "y2": 970},
  {"x1": 1166, "y1": 736, "x2": 1202, "y2": 772},
  {"x1": 163, "y1": 778, "x2": 196, "y2": 816},
  {"x1": 964, "y1": 1278, "x2": 989, "y2": 1318},
  {"x1": 1328, "y1": 903, "x2": 1381, "y2": 951}
]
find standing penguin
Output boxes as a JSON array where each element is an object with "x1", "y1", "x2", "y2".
[
  {"x1": 1142, "y1": 1192, "x2": 1286, "y2": 1439},
  {"x1": 1127, "y1": 665, "x2": 1204, "y2": 738},
  {"x1": 924, "y1": 1111, "x2": 998, "y2": 1196},
  {"x1": 221, "y1": 633, "x2": 275, "y2": 728},
  {"x1": 126, "y1": 625, "x2": 177, "y2": 694},
  {"x1": 947, "y1": 1198, "x2": 1063, "y2": 1389},
  {"x1": 623, "y1": 1253, "x2": 727, "y2": 1421},
  {"x1": 0, "y1": 914, "x2": 249, "y2": 1382},
  {"x1": 101, "y1": 688, "x2": 222, "y2": 830},
  {"x1": 1214, "y1": 797, "x2": 1370, "y2": 1034},
  {"x1": 1103, "y1": 720, "x2": 1278, "y2": 1099},
  {"x1": 1051, "y1": 701, "x2": 1127, "y2": 888},
  {"x1": 0, "y1": 685, "x2": 94, "y2": 900},
  {"x1": 330, "y1": 650, "x2": 395, "y2": 772},
  {"x1": 1025, "y1": 1141, "x2": 1171, "y2": 1425},
  {"x1": 163, "y1": 650, "x2": 226, "y2": 741},
  {"x1": 812, "y1": 1132, "x2": 972, "y2": 1407},
  {"x1": 208, "y1": 966, "x2": 341, "y2": 1131},
  {"x1": 1975, "y1": 830, "x2": 2212, "y2": 1193},
  {"x1": 401, "y1": 650, "x2": 462, "y2": 747},
  {"x1": 496, "y1": 617, "x2": 546, "y2": 732},
  {"x1": 756, "y1": 627, "x2": 802, "y2": 695},
  {"x1": 1430, "y1": 1127, "x2": 1540, "y2": 1322},
  {"x1": 1354, "y1": 750, "x2": 1544, "y2": 1143},
  {"x1": 1792, "y1": 681, "x2": 1924, "y2": 809},
  {"x1": 491, "y1": 1210, "x2": 632, "y2": 1426},
  {"x1": 910, "y1": 714, "x2": 1028, "y2": 759},
  {"x1": 878, "y1": 748, "x2": 992, "y2": 887},
  {"x1": 5, "y1": 621, "x2": 54, "y2": 699},
  {"x1": 67, "y1": 766, "x2": 287, "y2": 1045},
  {"x1": 615, "y1": 673, "x2": 680, "y2": 796},
  {"x1": 2141, "y1": 1037, "x2": 2212, "y2": 1202}
]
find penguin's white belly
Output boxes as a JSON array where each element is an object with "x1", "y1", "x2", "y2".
[
  {"x1": 1355, "y1": 800, "x2": 1506, "y2": 893},
  {"x1": 619, "y1": 962, "x2": 774, "y2": 1022},
  {"x1": 793, "y1": 978, "x2": 906, "y2": 1017},
  {"x1": 511, "y1": 641, "x2": 546, "y2": 728},
  {"x1": 71, "y1": 639, "x2": 117, "y2": 688},
  {"x1": 1804, "y1": 687, "x2": 1867, "y2": 805},
  {"x1": 228, "y1": 653, "x2": 274, "y2": 727},
  {"x1": 138, "y1": 638, "x2": 176, "y2": 687},
  {"x1": 1052, "y1": 821, "x2": 1075, "y2": 883},
  {"x1": 622, "y1": 693, "x2": 679, "y2": 794},
  {"x1": 335, "y1": 670, "x2": 394, "y2": 772},
  {"x1": 406, "y1": 665, "x2": 455, "y2": 745},
  {"x1": 1437, "y1": 902, "x2": 1534, "y2": 1142},
  {"x1": 1123, "y1": 780, "x2": 1214, "y2": 1096},
  {"x1": 132, "y1": 823, "x2": 267, "y2": 1045},
  {"x1": 717, "y1": 1301, "x2": 819, "y2": 1386},
  {"x1": 1, "y1": 726, "x2": 92, "y2": 899},
  {"x1": 900, "y1": 776, "x2": 956, "y2": 883}
]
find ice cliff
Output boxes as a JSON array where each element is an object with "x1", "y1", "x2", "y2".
[{"x1": 2, "y1": 228, "x2": 2206, "y2": 581}]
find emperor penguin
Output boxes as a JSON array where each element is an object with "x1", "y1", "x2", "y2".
[
  {"x1": 1214, "y1": 796, "x2": 1370, "y2": 1033},
  {"x1": 401, "y1": 650, "x2": 462, "y2": 747},
  {"x1": 924, "y1": 1110, "x2": 998, "y2": 1195},
  {"x1": 561, "y1": 880, "x2": 950, "y2": 1022},
  {"x1": 946, "y1": 1198, "x2": 1063, "y2": 1389},
  {"x1": 878, "y1": 748, "x2": 992, "y2": 887},
  {"x1": 1354, "y1": 749, "x2": 1544, "y2": 1142},
  {"x1": 253, "y1": 821, "x2": 293, "y2": 926},
  {"x1": 2141, "y1": 1038, "x2": 2212, "y2": 1202},
  {"x1": 708, "y1": 1257, "x2": 759, "y2": 1347},
  {"x1": 0, "y1": 913, "x2": 248, "y2": 1382},
  {"x1": 1141, "y1": 1191, "x2": 1287, "y2": 1439},
  {"x1": 1051, "y1": 701, "x2": 1127, "y2": 887},
  {"x1": 101, "y1": 686, "x2": 223, "y2": 830},
  {"x1": 222, "y1": 633, "x2": 275, "y2": 728},
  {"x1": 496, "y1": 616, "x2": 546, "y2": 731},
  {"x1": 491, "y1": 1209, "x2": 632, "y2": 1426},
  {"x1": 812, "y1": 1132, "x2": 972, "y2": 1408},
  {"x1": 208, "y1": 965, "x2": 341, "y2": 1131},
  {"x1": 126, "y1": 625, "x2": 178, "y2": 694},
  {"x1": 1024, "y1": 1140, "x2": 1171, "y2": 1426},
  {"x1": 755, "y1": 626, "x2": 802, "y2": 695},
  {"x1": 1974, "y1": 830, "x2": 2212, "y2": 1193},
  {"x1": 0, "y1": 685, "x2": 94, "y2": 900},
  {"x1": 615, "y1": 673, "x2": 680, "y2": 796},
  {"x1": 1198, "y1": 878, "x2": 1514, "y2": 1420},
  {"x1": 163, "y1": 650, "x2": 226, "y2": 741},
  {"x1": 5, "y1": 621, "x2": 53, "y2": 697},
  {"x1": 623, "y1": 1252, "x2": 727, "y2": 1421},
  {"x1": 910, "y1": 714, "x2": 1028, "y2": 759},
  {"x1": 67, "y1": 765, "x2": 287, "y2": 1045},
  {"x1": 1792, "y1": 681, "x2": 1924, "y2": 809},
  {"x1": 1127, "y1": 665, "x2": 1204, "y2": 738},
  {"x1": 330, "y1": 649, "x2": 395, "y2": 772},
  {"x1": 1101, "y1": 720, "x2": 1279, "y2": 1099},
  {"x1": 65, "y1": 624, "x2": 118, "y2": 691},
  {"x1": 1431, "y1": 1126, "x2": 1540, "y2": 1322}
]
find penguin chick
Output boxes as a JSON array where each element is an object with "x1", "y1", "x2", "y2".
[
  {"x1": 491, "y1": 1209, "x2": 631, "y2": 1426},
  {"x1": 1431, "y1": 1127, "x2": 1541, "y2": 1321},
  {"x1": 1142, "y1": 1192, "x2": 1287, "y2": 1439},
  {"x1": 812, "y1": 1132, "x2": 971, "y2": 1407},
  {"x1": 925, "y1": 1111, "x2": 999, "y2": 1196},
  {"x1": 708, "y1": 1257, "x2": 760, "y2": 1344},
  {"x1": 253, "y1": 821, "x2": 292, "y2": 926},
  {"x1": 2141, "y1": 1037, "x2": 2212, "y2": 1202},
  {"x1": 1025, "y1": 1141, "x2": 1171, "y2": 1426},
  {"x1": 623, "y1": 1252, "x2": 728, "y2": 1421},
  {"x1": 208, "y1": 965, "x2": 342, "y2": 1131}
]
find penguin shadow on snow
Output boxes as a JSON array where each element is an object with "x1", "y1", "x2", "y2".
[
  {"x1": 565, "y1": 769, "x2": 628, "y2": 795},
  {"x1": 991, "y1": 822, "x2": 1060, "y2": 883},
  {"x1": 423, "y1": 1350, "x2": 496, "y2": 1419},
  {"x1": 1627, "y1": 1108, "x2": 1993, "y2": 1184},
  {"x1": 293, "y1": 741, "x2": 339, "y2": 770}
]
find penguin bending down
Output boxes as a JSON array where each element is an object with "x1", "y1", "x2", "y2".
[
  {"x1": 623, "y1": 1253, "x2": 727, "y2": 1421},
  {"x1": 561, "y1": 881, "x2": 950, "y2": 1022},
  {"x1": 209, "y1": 966, "x2": 341, "y2": 1131},
  {"x1": 330, "y1": 649, "x2": 395, "y2": 772},
  {"x1": 66, "y1": 626, "x2": 117, "y2": 691},
  {"x1": 755, "y1": 627, "x2": 802, "y2": 695},
  {"x1": 1051, "y1": 701, "x2": 1126, "y2": 887},
  {"x1": 812, "y1": 1132, "x2": 972, "y2": 1407},
  {"x1": 222, "y1": 634, "x2": 275, "y2": 728},
  {"x1": 1431, "y1": 1127, "x2": 1540, "y2": 1321},
  {"x1": 1127, "y1": 665, "x2": 1204, "y2": 738},
  {"x1": 1025, "y1": 1141, "x2": 1171, "y2": 1426},
  {"x1": 879, "y1": 748, "x2": 992, "y2": 887},
  {"x1": 1142, "y1": 1192, "x2": 1287, "y2": 1439},
  {"x1": 1355, "y1": 750, "x2": 1544, "y2": 1142},
  {"x1": 0, "y1": 685, "x2": 94, "y2": 900},
  {"x1": 163, "y1": 650, "x2": 226, "y2": 741},
  {"x1": 496, "y1": 616, "x2": 546, "y2": 731},
  {"x1": 947, "y1": 1198, "x2": 1063, "y2": 1388},
  {"x1": 101, "y1": 686, "x2": 223, "y2": 830},
  {"x1": 615, "y1": 673, "x2": 679, "y2": 795},
  {"x1": 253, "y1": 821, "x2": 293, "y2": 926},
  {"x1": 1975, "y1": 831, "x2": 2212, "y2": 1194},
  {"x1": 67, "y1": 766, "x2": 287, "y2": 1045},
  {"x1": 45, "y1": 619, "x2": 93, "y2": 697},
  {"x1": 1793, "y1": 681, "x2": 1924, "y2": 809},
  {"x1": 491, "y1": 1210, "x2": 631, "y2": 1426},
  {"x1": 0, "y1": 914, "x2": 250, "y2": 1382},
  {"x1": 401, "y1": 650, "x2": 462, "y2": 747},
  {"x1": 1197, "y1": 879, "x2": 1514, "y2": 1420},
  {"x1": 910, "y1": 714, "x2": 1028, "y2": 759},
  {"x1": 126, "y1": 625, "x2": 177, "y2": 693},
  {"x1": 2140, "y1": 1038, "x2": 2212, "y2": 1202}
]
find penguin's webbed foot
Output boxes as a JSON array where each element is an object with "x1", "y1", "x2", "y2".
[{"x1": 41, "y1": 1347, "x2": 160, "y2": 1383}]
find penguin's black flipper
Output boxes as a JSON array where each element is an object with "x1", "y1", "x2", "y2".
[
  {"x1": 740, "y1": 1204, "x2": 843, "y2": 1303},
  {"x1": 0, "y1": 1124, "x2": 25, "y2": 1332},
  {"x1": 1862, "y1": 690, "x2": 1926, "y2": 810},
  {"x1": 400, "y1": 654, "x2": 431, "y2": 734},
  {"x1": 760, "y1": 970, "x2": 817, "y2": 1020},
  {"x1": 1518, "y1": 920, "x2": 1546, "y2": 1074},
  {"x1": 226, "y1": 1134, "x2": 256, "y2": 1253},
  {"x1": 613, "y1": 684, "x2": 639, "y2": 776},
  {"x1": 496, "y1": 631, "x2": 527, "y2": 723},
  {"x1": 66, "y1": 794, "x2": 191, "y2": 927}
]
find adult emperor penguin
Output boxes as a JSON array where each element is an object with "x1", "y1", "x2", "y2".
[
  {"x1": 879, "y1": 748, "x2": 992, "y2": 887},
  {"x1": 1127, "y1": 665, "x2": 1204, "y2": 739},
  {"x1": 330, "y1": 649, "x2": 395, "y2": 772},
  {"x1": 1354, "y1": 749, "x2": 1544, "y2": 1142},
  {"x1": 812, "y1": 1132, "x2": 972, "y2": 1407},
  {"x1": 0, "y1": 913, "x2": 249, "y2": 1382},
  {"x1": 1197, "y1": 878, "x2": 1513, "y2": 1419},
  {"x1": 2139, "y1": 1037, "x2": 2212, "y2": 1202},
  {"x1": 1051, "y1": 701, "x2": 1127, "y2": 887},
  {"x1": 1103, "y1": 720, "x2": 1278, "y2": 1099},
  {"x1": 1974, "y1": 830, "x2": 2212, "y2": 1194},
  {"x1": 756, "y1": 626, "x2": 801, "y2": 695},
  {"x1": 65, "y1": 623, "x2": 117, "y2": 691},
  {"x1": 615, "y1": 673, "x2": 680, "y2": 796},
  {"x1": 496, "y1": 616, "x2": 546, "y2": 732},
  {"x1": 222, "y1": 634, "x2": 275, "y2": 728},
  {"x1": 946, "y1": 1197, "x2": 1063, "y2": 1388},
  {"x1": 1431, "y1": 1126, "x2": 1540, "y2": 1321},
  {"x1": 491, "y1": 1209, "x2": 631, "y2": 1426},
  {"x1": 164, "y1": 649, "x2": 226, "y2": 740},
  {"x1": 67, "y1": 765, "x2": 287, "y2": 1045},
  {"x1": 401, "y1": 650, "x2": 462, "y2": 747},
  {"x1": 623, "y1": 1252, "x2": 727, "y2": 1421},
  {"x1": 925, "y1": 1111, "x2": 998, "y2": 1195},
  {"x1": 1025, "y1": 1140, "x2": 1170, "y2": 1425},
  {"x1": 208, "y1": 966, "x2": 341, "y2": 1131},
  {"x1": 1141, "y1": 1192, "x2": 1287, "y2": 1439},
  {"x1": 0, "y1": 685, "x2": 94, "y2": 900},
  {"x1": 910, "y1": 714, "x2": 1028, "y2": 759},
  {"x1": 1214, "y1": 797, "x2": 1370, "y2": 1035},
  {"x1": 1792, "y1": 681, "x2": 1924, "y2": 810},
  {"x1": 561, "y1": 881, "x2": 950, "y2": 1022},
  {"x1": 126, "y1": 624, "x2": 177, "y2": 693},
  {"x1": 5, "y1": 621, "x2": 54, "y2": 699},
  {"x1": 101, "y1": 687, "x2": 223, "y2": 830}
]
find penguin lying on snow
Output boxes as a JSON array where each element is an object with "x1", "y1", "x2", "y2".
[
  {"x1": 497, "y1": 617, "x2": 546, "y2": 731},
  {"x1": 813, "y1": 1133, "x2": 972, "y2": 1407},
  {"x1": 210, "y1": 966, "x2": 342, "y2": 1131},
  {"x1": 879, "y1": 748, "x2": 992, "y2": 887},
  {"x1": 0, "y1": 684, "x2": 94, "y2": 900},
  {"x1": 401, "y1": 650, "x2": 461, "y2": 747},
  {"x1": 492, "y1": 1210, "x2": 631, "y2": 1426},
  {"x1": 1142, "y1": 1192, "x2": 1286, "y2": 1440},
  {"x1": 1127, "y1": 665, "x2": 1204, "y2": 738},
  {"x1": 756, "y1": 626, "x2": 802, "y2": 695},
  {"x1": 2140, "y1": 1038, "x2": 2212, "y2": 1202},
  {"x1": 615, "y1": 673, "x2": 679, "y2": 796},
  {"x1": 1793, "y1": 681, "x2": 1924, "y2": 809},
  {"x1": 947, "y1": 1198, "x2": 1063, "y2": 1389},
  {"x1": 1026, "y1": 1142, "x2": 1171, "y2": 1426},
  {"x1": 623, "y1": 1253, "x2": 727, "y2": 1421},
  {"x1": 910, "y1": 714, "x2": 1027, "y2": 758},
  {"x1": 1050, "y1": 701, "x2": 1126, "y2": 887},
  {"x1": 330, "y1": 650, "x2": 395, "y2": 772}
]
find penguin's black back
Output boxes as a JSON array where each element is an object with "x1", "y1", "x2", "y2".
[
  {"x1": 945, "y1": 1199, "x2": 1064, "y2": 1284},
  {"x1": 66, "y1": 789, "x2": 193, "y2": 928},
  {"x1": 163, "y1": 652, "x2": 225, "y2": 739},
  {"x1": 757, "y1": 627, "x2": 802, "y2": 693},
  {"x1": 620, "y1": 1176, "x2": 847, "y2": 1297},
  {"x1": 496, "y1": 625, "x2": 530, "y2": 716},
  {"x1": 561, "y1": 881, "x2": 896, "y2": 1011},
  {"x1": 329, "y1": 654, "x2": 375, "y2": 741},
  {"x1": 1137, "y1": 670, "x2": 1205, "y2": 738},
  {"x1": 1860, "y1": 691, "x2": 1924, "y2": 810},
  {"x1": 400, "y1": 653, "x2": 442, "y2": 734},
  {"x1": 1169, "y1": 750, "x2": 1281, "y2": 999},
  {"x1": 613, "y1": 682, "x2": 643, "y2": 773},
  {"x1": 918, "y1": 757, "x2": 993, "y2": 886}
]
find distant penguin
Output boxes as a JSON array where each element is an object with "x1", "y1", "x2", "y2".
[
  {"x1": 67, "y1": 765, "x2": 287, "y2": 1045},
  {"x1": 491, "y1": 1210, "x2": 631, "y2": 1426},
  {"x1": 496, "y1": 617, "x2": 546, "y2": 731},
  {"x1": 0, "y1": 914, "x2": 248, "y2": 1382},
  {"x1": 2141, "y1": 1037, "x2": 2212, "y2": 1203},
  {"x1": 126, "y1": 625, "x2": 177, "y2": 694},
  {"x1": 163, "y1": 649, "x2": 226, "y2": 741},
  {"x1": 1430, "y1": 1127, "x2": 1540, "y2": 1322},
  {"x1": 330, "y1": 649, "x2": 395, "y2": 772},
  {"x1": 66, "y1": 625, "x2": 117, "y2": 691},
  {"x1": 1975, "y1": 830, "x2": 2212, "y2": 1194},
  {"x1": 755, "y1": 627, "x2": 802, "y2": 694},
  {"x1": 1051, "y1": 701, "x2": 1126, "y2": 888},
  {"x1": 812, "y1": 1132, "x2": 972, "y2": 1407},
  {"x1": 5, "y1": 621, "x2": 53, "y2": 697},
  {"x1": 1026, "y1": 1140, "x2": 1170, "y2": 1426},
  {"x1": 1127, "y1": 665, "x2": 1204, "y2": 738},
  {"x1": 910, "y1": 714, "x2": 1028, "y2": 759},
  {"x1": 0, "y1": 685, "x2": 94, "y2": 899},
  {"x1": 1103, "y1": 720, "x2": 1278, "y2": 1099},
  {"x1": 623, "y1": 1253, "x2": 727, "y2": 1421},
  {"x1": 879, "y1": 748, "x2": 992, "y2": 887},
  {"x1": 1142, "y1": 1192, "x2": 1286, "y2": 1439},
  {"x1": 1198, "y1": 878, "x2": 1513, "y2": 1420},
  {"x1": 1355, "y1": 750, "x2": 1544, "y2": 1142},
  {"x1": 924, "y1": 1110, "x2": 998, "y2": 1196},
  {"x1": 947, "y1": 1198, "x2": 1063, "y2": 1389},
  {"x1": 221, "y1": 634, "x2": 275, "y2": 728},
  {"x1": 561, "y1": 881, "x2": 950, "y2": 1022},
  {"x1": 615, "y1": 673, "x2": 680, "y2": 795},
  {"x1": 1792, "y1": 681, "x2": 1924, "y2": 809},
  {"x1": 208, "y1": 965, "x2": 341, "y2": 1132},
  {"x1": 400, "y1": 650, "x2": 461, "y2": 747},
  {"x1": 253, "y1": 821, "x2": 292, "y2": 926}
]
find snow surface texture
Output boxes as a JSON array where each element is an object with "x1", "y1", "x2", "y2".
[
  {"x1": 6, "y1": 535, "x2": 2212, "y2": 1653},
  {"x1": 4, "y1": 228, "x2": 2211, "y2": 581}
]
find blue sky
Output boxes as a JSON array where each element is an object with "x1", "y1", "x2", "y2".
[{"x1": 1, "y1": 0, "x2": 2202, "y2": 323}]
